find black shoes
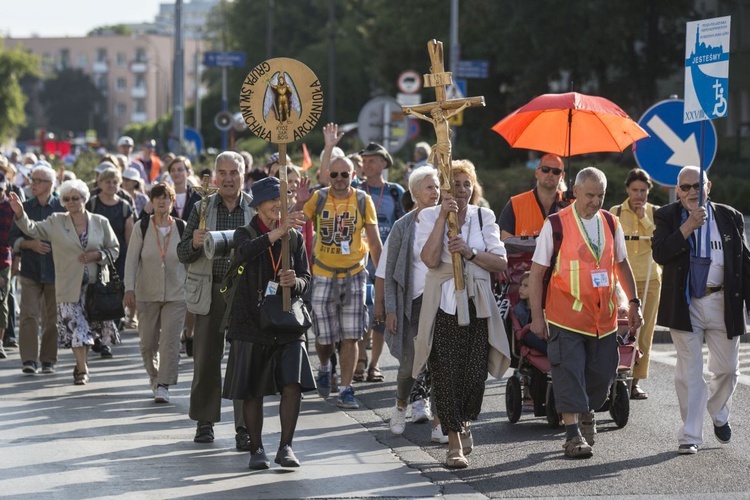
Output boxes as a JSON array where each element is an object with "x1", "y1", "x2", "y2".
[
  {"x1": 249, "y1": 448, "x2": 270, "y2": 470},
  {"x1": 41, "y1": 362, "x2": 56, "y2": 374},
  {"x1": 714, "y1": 422, "x2": 732, "y2": 444},
  {"x1": 100, "y1": 346, "x2": 113, "y2": 359},
  {"x1": 22, "y1": 361, "x2": 39, "y2": 374},
  {"x1": 194, "y1": 422, "x2": 215, "y2": 443},
  {"x1": 235, "y1": 427, "x2": 252, "y2": 451}
]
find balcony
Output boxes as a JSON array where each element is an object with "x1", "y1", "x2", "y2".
[
  {"x1": 131, "y1": 86, "x2": 147, "y2": 98},
  {"x1": 130, "y1": 61, "x2": 147, "y2": 73},
  {"x1": 92, "y1": 61, "x2": 109, "y2": 73},
  {"x1": 130, "y1": 112, "x2": 148, "y2": 123}
]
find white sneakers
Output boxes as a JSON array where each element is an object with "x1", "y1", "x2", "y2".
[
  {"x1": 390, "y1": 406, "x2": 407, "y2": 435},
  {"x1": 411, "y1": 398, "x2": 432, "y2": 423},
  {"x1": 154, "y1": 385, "x2": 170, "y2": 403},
  {"x1": 431, "y1": 424, "x2": 449, "y2": 444}
]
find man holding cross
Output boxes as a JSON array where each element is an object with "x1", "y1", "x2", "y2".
[{"x1": 177, "y1": 151, "x2": 256, "y2": 447}]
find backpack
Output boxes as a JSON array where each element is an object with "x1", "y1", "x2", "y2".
[
  {"x1": 88, "y1": 196, "x2": 131, "y2": 219},
  {"x1": 541, "y1": 210, "x2": 617, "y2": 306},
  {"x1": 138, "y1": 213, "x2": 186, "y2": 239},
  {"x1": 219, "y1": 224, "x2": 300, "y2": 332}
]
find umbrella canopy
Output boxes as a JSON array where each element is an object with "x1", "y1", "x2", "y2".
[{"x1": 492, "y1": 92, "x2": 648, "y2": 157}]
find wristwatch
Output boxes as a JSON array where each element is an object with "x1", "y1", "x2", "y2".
[
  {"x1": 467, "y1": 247, "x2": 478, "y2": 261},
  {"x1": 629, "y1": 298, "x2": 642, "y2": 307}
]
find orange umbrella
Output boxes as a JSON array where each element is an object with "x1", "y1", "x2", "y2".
[{"x1": 492, "y1": 92, "x2": 648, "y2": 158}]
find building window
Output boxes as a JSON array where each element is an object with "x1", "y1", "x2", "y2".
[
  {"x1": 135, "y1": 48, "x2": 147, "y2": 62},
  {"x1": 117, "y1": 52, "x2": 127, "y2": 66},
  {"x1": 135, "y1": 100, "x2": 146, "y2": 113},
  {"x1": 58, "y1": 49, "x2": 70, "y2": 70},
  {"x1": 116, "y1": 78, "x2": 127, "y2": 92},
  {"x1": 116, "y1": 103, "x2": 127, "y2": 117},
  {"x1": 77, "y1": 53, "x2": 88, "y2": 68},
  {"x1": 135, "y1": 75, "x2": 145, "y2": 88},
  {"x1": 96, "y1": 48, "x2": 107, "y2": 62}
]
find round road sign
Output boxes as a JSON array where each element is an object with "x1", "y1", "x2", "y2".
[
  {"x1": 357, "y1": 96, "x2": 410, "y2": 153},
  {"x1": 398, "y1": 70, "x2": 422, "y2": 94}
]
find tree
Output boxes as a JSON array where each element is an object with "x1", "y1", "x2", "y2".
[
  {"x1": 40, "y1": 68, "x2": 107, "y2": 138},
  {"x1": 87, "y1": 24, "x2": 134, "y2": 36},
  {"x1": 0, "y1": 40, "x2": 41, "y2": 142}
]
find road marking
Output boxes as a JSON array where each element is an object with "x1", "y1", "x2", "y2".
[{"x1": 651, "y1": 345, "x2": 750, "y2": 386}]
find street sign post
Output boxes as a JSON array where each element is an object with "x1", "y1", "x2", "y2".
[
  {"x1": 684, "y1": 16, "x2": 731, "y2": 123},
  {"x1": 203, "y1": 51, "x2": 247, "y2": 68},
  {"x1": 455, "y1": 60, "x2": 489, "y2": 79},
  {"x1": 634, "y1": 99, "x2": 717, "y2": 187}
]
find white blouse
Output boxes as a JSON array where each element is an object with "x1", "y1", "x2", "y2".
[{"x1": 416, "y1": 204, "x2": 506, "y2": 313}]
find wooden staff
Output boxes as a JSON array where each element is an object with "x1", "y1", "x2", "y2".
[
  {"x1": 403, "y1": 40, "x2": 485, "y2": 326},
  {"x1": 277, "y1": 144, "x2": 291, "y2": 311}
]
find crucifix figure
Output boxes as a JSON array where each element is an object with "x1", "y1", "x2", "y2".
[
  {"x1": 403, "y1": 39, "x2": 485, "y2": 326},
  {"x1": 194, "y1": 174, "x2": 219, "y2": 230}
]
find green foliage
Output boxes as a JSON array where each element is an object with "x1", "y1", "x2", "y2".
[
  {"x1": 0, "y1": 40, "x2": 41, "y2": 141},
  {"x1": 40, "y1": 68, "x2": 106, "y2": 138},
  {"x1": 87, "y1": 24, "x2": 133, "y2": 36}
]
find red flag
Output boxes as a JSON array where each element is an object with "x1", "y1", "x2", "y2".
[{"x1": 301, "y1": 143, "x2": 313, "y2": 171}]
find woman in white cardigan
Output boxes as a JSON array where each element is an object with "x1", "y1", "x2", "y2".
[
  {"x1": 124, "y1": 183, "x2": 186, "y2": 404},
  {"x1": 9, "y1": 180, "x2": 120, "y2": 385}
]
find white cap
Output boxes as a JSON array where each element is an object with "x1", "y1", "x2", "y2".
[
  {"x1": 95, "y1": 161, "x2": 117, "y2": 174},
  {"x1": 117, "y1": 136, "x2": 134, "y2": 147},
  {"x1": 122, "y1": 166, "x2": 141, "y2": 183}
]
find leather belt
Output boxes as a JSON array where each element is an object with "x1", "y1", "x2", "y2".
[{"x1": 705, "y1": 285, "x2": 724, "y2": 296}]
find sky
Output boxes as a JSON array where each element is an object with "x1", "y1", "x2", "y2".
[{"x1": 2, "y1": 0, "x2": 166, "y2": 38}]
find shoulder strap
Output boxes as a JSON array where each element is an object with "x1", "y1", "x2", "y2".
[
  {"x1": 615, "y1": 205, "x2": 622, "y2": 217},
  {"x1": 140, "y1": 213, "x2": 151, "y2": 238},
  {"x1": 602, "y1": 210, "x2": 616, "y2": 236},
  {"x1": 478, "y1": 206, "x2": 484, "y2": 229},
  {"x1": 175, "y1": 218, "x2": 186, "y2": 239},
  {"x1": 388, "y1": 182, "x2": 404, "y2": 219},
  {"x1": 314, "y1": 188, "x2": 329, "y2": 216},
  {"x1": 122, "y1": 200, "x2": 129, "y2": 219},
  {"x1": 542, "y1": 213, "x2": 563, "y2": 307},
  {"x1": 355, "y1": 188, "x2": 367, "y2": 220}
]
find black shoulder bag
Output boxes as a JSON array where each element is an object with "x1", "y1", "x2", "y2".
[{"x1": 85, "y1": 249, "x2": 125, "y2": 322}]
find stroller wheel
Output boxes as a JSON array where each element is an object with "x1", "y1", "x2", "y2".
[
  {"x1": 609, "y1": 380, "x2": 630, "y2": 428},
  {"x1": 546, "y1": 383, "x2": 561, "y2": 429},
  {"x1": 505, "y1": 376, "x2": 522, "y2": 423}
]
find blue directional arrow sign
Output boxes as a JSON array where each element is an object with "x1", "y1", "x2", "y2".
[{"x1": 633, "y1": 99, "x2": 717, "y2": 187}]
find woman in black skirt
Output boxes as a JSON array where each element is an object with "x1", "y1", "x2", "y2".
[{"x1": 222, "y1": 176, "x2": 314, "y2": 470}]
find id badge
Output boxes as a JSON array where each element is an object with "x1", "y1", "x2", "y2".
[
  {"x1": 591, "y1": 269, "x2": 609, "y2": 288},
  {"x1": 341, "y1": 240, "x2": 351, "y2": 255},
  {"x1": 265, "y1": 281, "x2": 279, "y2": 297}
]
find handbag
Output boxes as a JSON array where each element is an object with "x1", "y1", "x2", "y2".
[
  {"x1": 256, "y1": 244, "x2": 311, "y2": 336},
  {"x1": 85, "y1": 249, "x2": 125, "y2": 322}
]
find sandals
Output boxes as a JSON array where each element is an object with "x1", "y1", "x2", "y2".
[
  {"x1": 73, "y1": 367, "x2": 89, "y2": 385},
  {"x1": 563, "y1": 436, "x2": 593, "y2": 458},
  {"x1": 366, "y1": 366, "x2": 385, "y2": 382},
  {"x1": 445, "y1": 448, "x2": 468, "y2": 469},
  {"x1": 631, "y1": 384, "x2": 649, "y2": 400},
  {"x1": 460, "y1": 428, "x2": 473, "y2": 456},
  {"x1": 353, "y1": 358, "x2": 367, "y2": 382}
]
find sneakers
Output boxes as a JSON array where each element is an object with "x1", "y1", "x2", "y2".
[
  {"x1": 100, "y1": 346, "x2": 113, "y2": 359},
  {"x1": 235, "y1": 427, "x2": 252, "y2": 451},
  {"x1": 3, "y1": 338, "x2": 18, "y2": 348},
  {"x1": 316, "y1": 369, "x2": 331, "y2": 399},
  {"x1": 390, "y1": 406, "x2": 406, "y2": 435},
  {"x1": 275, "y1": 445, "x2": 300, "y2": 467},
  {"x1": 411, "y1": 398, "x2": 431, "y2": 423},
  {"x1": 336, "y1": 386, "x2": 359, "y2": 409},
  {"x1": 678, "y1": 444, "x2": 698, "y2": 455},
  {"x1": 431, "y1": 424, "x2": 449, "y2": 444},
  {"x1": 714, "y1": 422, "x2": 732, "y2": 444},
  {"x1": 563, "y1": 435, "x2": 593, "y2": 458},
  {"x1": 579, "y1": 411, "x2": 596, "y2": 446},
  {"x1": 154, "y1": 385, "x2": 170, "y2": 403},
  {"x1": 41, "y1": 362, "x2": 56, "y2": 374},
  {"x1": 22, "y1": 361, "x2": 39, "y2": 374},
  {"x1": 194, "y1": 422, "x2": 215, "y2": 443},
  {"x1": 249, "y1": 448, "x2": 270, "y2": 470}
]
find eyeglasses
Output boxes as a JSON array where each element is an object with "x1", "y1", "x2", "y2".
[
  {"x1": 62, "y1": 196, "x2": 82, "y2": 202},
  {"x1": 31, "y1": 178, "x2": 52, "y2": 184},
  {"x1": 329, "y1": 171, "x2": 350, "y2": 179},
  {"x1": 678, "y1": 183, "x2": 704, "y2": 192},
  {"x1": 540, "y1": 166, "x2": 563, "y2": 175}
]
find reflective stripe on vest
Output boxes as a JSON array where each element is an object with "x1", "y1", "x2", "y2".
[{"x1": 546, "y1": 205, "x2": 617, "y2": 337}]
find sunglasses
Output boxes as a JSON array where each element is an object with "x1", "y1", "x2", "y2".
[
  {"x1": 329, "y1": 171, "x2": 350, "y2": 179},
  {"x1": 62, "y1": 196, "x2": 82, "y2": 202},
  {"x1": 539, "y1": 166, "x2": 563, "y2": 175},
  {"x1": 678, "y1": 183, "x2": 704, "y2": 192},
  {"x1": 31, "y1": 178, "x2": 52, "y2": 184}
]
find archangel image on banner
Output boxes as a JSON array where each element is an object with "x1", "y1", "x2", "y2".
[{"x1": 263, "y1": 72, "x2": 302, "y2": 125}]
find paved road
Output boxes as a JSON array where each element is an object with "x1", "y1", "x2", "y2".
[{"x1": 2, "y1": 328, "x2": 750, "y2": 499}]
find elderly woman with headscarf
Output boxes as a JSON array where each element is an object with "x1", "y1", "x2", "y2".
[{"x1": 9, "y1": 180, "x2": 120, "y2": 385}]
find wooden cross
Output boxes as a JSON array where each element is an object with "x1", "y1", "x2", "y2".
[
  {"x1": 194, "y1": 174, "x2": 219, "y2": 230},
  {"x1": 277, "y1": 143, "x2": 291, "y2": 311},
  {"x1": 403, "y1": 39, "x2": 485, "y2": 326}
]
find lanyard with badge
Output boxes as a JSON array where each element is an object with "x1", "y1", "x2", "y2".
[
  {"x1": 265, "y1": 245, "x2": 282, "y2": 296},
  {"x1": 574, "y1": 207, "x2": 609, "y2": 288},
  {"x1": 153, "y1": 217, "x2": 173, "y2": 270},
  {"x1": 334, "y1": 195, "x2": 352, "y2": 255}
]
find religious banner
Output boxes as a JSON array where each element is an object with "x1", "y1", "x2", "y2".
[
  {"x1": 240, "y1": 58, "x2": 323, "y2": 310},
  {"x1": 684, "y1": 16, "x2": 731, "y2": 123}
]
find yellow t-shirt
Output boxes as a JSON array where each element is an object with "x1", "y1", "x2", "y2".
[{"x1": 303, "y1": 188, "x2": 378, "y2": 278}]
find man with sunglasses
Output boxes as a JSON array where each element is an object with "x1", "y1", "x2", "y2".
[
  {"x1": 652, "y1": 166, "x2": 750, "y2": 455},
  {"x1": 498, "y1": 154, "x2": 568, "y2": 240},
  {"x1": 8, "y1": 164, "x2": 64, "y2": 372},
  {"x1": 301, "y1": 156, "x2": 381, "y2": 410}
]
